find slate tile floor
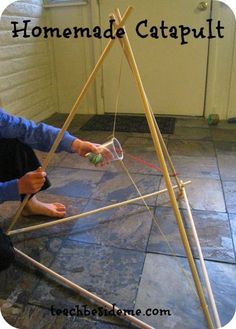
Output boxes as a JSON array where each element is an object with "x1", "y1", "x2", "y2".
[{"x1": 0, "y1": 114, "x2": 236, "y2": 329}]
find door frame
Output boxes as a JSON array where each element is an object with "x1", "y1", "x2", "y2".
[
  {"x1": 90, "y1": 0, "x2": 236, "y2": 119},
  {"x1": 205, "y1": 0, "x2": 236, "y2": 120}
]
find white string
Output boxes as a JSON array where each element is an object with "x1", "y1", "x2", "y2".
[
  {"x1": 120, "y1": 160, "x2": 198, "y2": 298},
  {"x1": 111, "y1": 53, "x2": 198, "y2": 297}
]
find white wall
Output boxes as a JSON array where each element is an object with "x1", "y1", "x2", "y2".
[
  {"x1": 0, "y1": 0, "x2": 235, "y2": 120},
  {"x1": 228, "y1": 23, "x2": 236, "y2": 118},
  {"x1": 47, "y1": 2, "x2": 97, "y2": 114},
  {"x1": 0, "y1": 0, "x2": 57, "y2": 121},
  {"x1": 205, "y1": 0, "x2": 236, "y2": 119}
]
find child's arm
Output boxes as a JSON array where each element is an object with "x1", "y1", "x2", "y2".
[
  {"x1": 0, "y1": 108, "x2": 75, "y2": 153},
  {"x1": 0, "y1": 168, "x2": 46, "y2": 204},
  {"x1": 0, "y1": 180, "x2": 20, "y2": 203}
]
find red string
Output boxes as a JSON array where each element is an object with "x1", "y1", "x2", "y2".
[
  {"x1": 113, "y1": 146, "x2": 177, "y2": 177},
  {"x1": 123, "y1": 151, "x2": 177, "y2": 177},
  {"x1": 124, "y1": 152, "x2": 163, "y2": 172}
]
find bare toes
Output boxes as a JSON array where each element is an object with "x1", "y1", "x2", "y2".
[
  {"x1": 53, "y1": 211, "x2": 66, "y2": 218},
  {"x1": 54, "y1": 202, "x2": 65, "y2": 207},
  {"x1": 55, "y1": 206, "x2": 66, "y2": 212}
]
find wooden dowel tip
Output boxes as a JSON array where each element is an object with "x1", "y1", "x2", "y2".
[
  {"x1": 8, "y1": 181, "x2": 191, "y2": 237},
  {"x1": 15, "y1": 248, "x2": 153, "y2": 329}
]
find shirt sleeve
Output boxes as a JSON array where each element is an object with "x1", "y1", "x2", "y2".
[
  {"x1": 0, "y1": 108, "x2": 76, "y2": 153},
  {"x1": 0, "y1": 180, "x2": 20, "y2": 204}
]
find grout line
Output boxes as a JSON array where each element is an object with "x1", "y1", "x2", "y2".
[
  {"x1": 146, "y1": 250, "x2": 236, "y2": 265},
  {"x1": 212, "y1": 134, "x2": 236, "y2": 261},
  {"x1": 3, "y1": 115, "x2": 236, "y2": 327}
]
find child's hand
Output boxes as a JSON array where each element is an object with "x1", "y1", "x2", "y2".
[
  {"x1": 71, "y1": 139, "x2": 113, "y2": 166},
  {"x1": 18, "y1": 167, "x2": 46, "y2": 195},
  {"x1": 71, "y1": 139, "x2": 99, "y2": 157}
]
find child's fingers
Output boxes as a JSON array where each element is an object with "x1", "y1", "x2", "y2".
[
  {"x1": 32, "y1": 172, "x2": 47, "y2": 179},
  {"x1": 90, "y1": 144, "x2": 100, "y2": 154}
]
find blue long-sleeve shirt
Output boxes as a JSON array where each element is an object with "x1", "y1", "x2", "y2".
[{"x1": 0, "y1": 108, "x2": 76, "y2": 203}]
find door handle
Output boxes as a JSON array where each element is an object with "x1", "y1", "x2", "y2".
[{"x1": 198, "y1": 1, "x2": 208, "y2": 10}]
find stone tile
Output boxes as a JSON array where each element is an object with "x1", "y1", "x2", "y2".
[
  {"x1": 1, "y1": 194, "x2": 88, "y2": 236},
  {"x1": 171, "y1": 156, "x2": 219, "y2": 179},
  {"x1": 44, "y1": 113, "x2": 128, "y2": 145},
  {"x1": 199, "y1": 260, "x2": 236, "y2": 327},
  {"x1": 58, "y1": 137, "x2": 147, "y2": 174},
  {"x1": 223, "y1": 181, "x2": 236, "y2": 214},
  {"x1": 214, "y1": 141, "x2": 236, "y2": 156},
  {"x1": 215, "y1": 141, "x2": 236, "y2": 181},
  {"x1": 44, "y1": 167, "x2": 104, "y2": 199},
  {"x1": 1, "y1": 232, "x2": 137, "y2": 329},
  {"x1": 217, "y1": 155, "x2": 236, "y2": 181},
  {"x1": 122, "y1": 138, "x2": 163, "y2": 175},
  {"x1": 169, "y1": 127, "x2": 211, "y2": 140},
  {"x1": 69, "y1": 114, "x2": 94, "y2": 130},
  {"x1": 2, "y1": 202, "x2": 127, "y2": 329},
  {"x1": 0, "y1": 258, "x2": 41, "y2": 316},
  {"x1": 10, "y1": 194, "x2": 89, "y2": 243},
  {"x1": 0, "y1": 200, "x2": 20, "y2": 231},
  {"x1": 2, "y1": 116, "x2": 235, "y2": 329},
  {"x1": 58, "y1": 153, "x2": 109, "y2": 172},
  {"x1": 211, "y1": 129, "x2": 236, "y2": 142},
  {"x1": 0, "y1": 200, "x2": 19, "y2": 219},
  {"x1": 28, "y1": 241, "x2": 145, "y2": 318},
  {"x1": 68, "y1": 200, "x2": 153, "y2": 251},
  {"x1": 167, "y1": 140, "x2": 215, "y2": 157},
  {"x1": 124, "y1": 132, "x2": 166, "y2": 140},
  {"x1": 121, "y1": 134, "x2": 167, "y2": 176},
  {"x1": 157, "y1": 177, "x2": 226, "y2": 212},
  {"x1": 12, "y1": 304, "x2": 131, "y2": 329},
  {"x1": 0, "y1": 192, "x2": 86, "y2": 232},
  {"x1": 92, "y1": 171, "x2": 161, "y2": 206},
  {"x1": 95, "y1": 321, "x2": 132, "y2": 329},
  {"x1": 43, "y1": 112, "x2": 67, "y2": 127},
  {"x1": 148, "y1": 207, "x2": 235, "y2": 263},
  {"x1": 135, "y1": 253, "x2": 236, "y2": 328},
  {"x1": 122, "y1": 135, "x2": 168, "y2": 146},
  {"x1": 71, "y1": 130, "x2": 113, "y2": 141},
  {"x1": 211, "y1": 121, "x2": 236, "y2": 130},
  {"x1": 176, "y1": 118, "x2": 209, "y2": 129},
  {"x1": 4, "y1": 201, "x2": 84, "y2": 279},
  {"x1": 123, "y1": 136, "x2": 155, "y2": 147},
  {"x1": 229, "y1": 214, "x2": 236, "y2": 255},
  {"x1": 35, "y1": 193, "x2": 88, "y2": 220},
  {"x1": 134, "y1": 254, "x2": 206, "y2": 329},
  {"x1": 72, "y1": 131, "x2": 128, "y2": 145},
  {"x1": 0, "y1": 301, "x2": 19, "y2": 327},
  {"x1": 122, "y1": 145, "x2": 163, "y2": 175},
  {"x1": 13, "y1": 235, "x2": 63, "y2": 269},
  {"x1": 34, "y1": 150, "x2": 67, "y2": 169}
]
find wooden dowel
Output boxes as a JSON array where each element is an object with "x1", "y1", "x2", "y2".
[
  {"x1": 112, "y1": 22, "x2": 174, "y2": 183},
  {"x1": 6, "y1": 6, "x2": 133, "y2": 234},
  {"x1": 150, "y1": 110, "x2": 182, "y2": 191},
  {"x1": 181, "y1": 184, "x2": 221, "y2": 328},
  {"x1": 114, "y1": 9, "x2": 214, "y2": 329},
  {"x1": 110, "y1": 15, "x2": 181, "y2": 192},
  {"x1": 8, "y1": 181, "x2": 191, "y2": 237},
  {"x1": 14, "y1": 248, "x2": 154, "y2": 329},
  {"x1": 7, "y1": 196, "x2": 31, "y2": 233}
]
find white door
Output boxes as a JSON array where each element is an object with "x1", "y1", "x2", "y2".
[{"x1": 99, "y1": 0, "x2": 211, "y2": 116}]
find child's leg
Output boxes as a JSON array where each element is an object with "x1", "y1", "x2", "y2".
[
  {"x1": 0, "y1": 138, "x2": 51, "y2": 196},
  {"x1": 0, "y1": 228, "x2": 15, "y2": 272},
  {"x1": 0, "y1": 139, "x2": 65, "y2": 218}
]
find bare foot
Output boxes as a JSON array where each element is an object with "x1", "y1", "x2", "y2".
[{"x1": 22, "y1": 196, "x2": 66, "y2": 218}]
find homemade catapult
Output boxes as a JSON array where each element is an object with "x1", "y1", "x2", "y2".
[{"x1": 6, "y1": 7, "x2": 221, "y2": 329}]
